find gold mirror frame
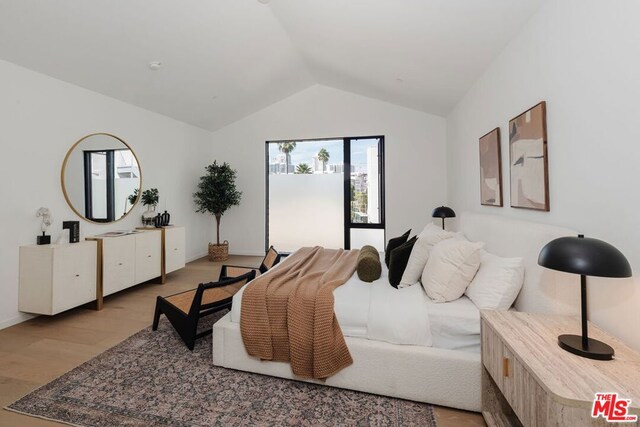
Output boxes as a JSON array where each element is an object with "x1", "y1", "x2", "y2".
[{"x1": 61, "y1": 132, "x2": 143, "y2": 224}]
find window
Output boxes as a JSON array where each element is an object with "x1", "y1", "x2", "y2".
[
  {"x1": 265, "y1": 136, "x2": 385, "y2": 252},
  {"x1": 345, "y1": 137, "x2": 385, "y2": 251},
  {"x1": 83, "y1": 148, "x2": 140, "y2": 222}
]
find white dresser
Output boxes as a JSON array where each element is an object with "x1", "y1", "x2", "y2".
[
  {"x1": 19, "y1": 227, "x2": 186, "y2": 314},
  {"x1": 19, "y1": 241, "x2": 98, "y2": 315},
  {"x1": 134, "y1": 230, "x2": 162, "y2": 286},
  {"x1": 89, "y1": 230, "x2": 162, "y2": 307},
  {"x1": 163, "y1": 226, "x2": 186, "y2": 279},
  {"x1": 101, "y1": 234, "x2": 135, "y2": 297},
  {"x1": 137, "y1": 226, "x2": 186, "y2": 283},
  {"x1": 90, "y1": 227, "x2": 186, "y2": 309},
  {"x1": 99, "y1": 230, "x2": 162, "y2": 297}
]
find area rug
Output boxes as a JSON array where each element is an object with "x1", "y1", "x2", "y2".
[{"x1": 6, "y1": 311, "x2": 437, "y2": 426}]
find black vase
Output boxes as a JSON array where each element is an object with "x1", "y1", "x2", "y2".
[
  {"x1": 154, "y1": 214, "x2": 163, "y2": 228},
  {"x1": 161, "y1": 210, "x2": 170, "y2": 226}
]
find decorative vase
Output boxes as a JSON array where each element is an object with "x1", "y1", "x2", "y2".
[
  {"x1": 154, "y1": 213, "x2": 163, "y2": 228},
  {"x1": 161, "y1": 210, "x2": 171, "y2": 226},
  {"x1": 142, "y1": 205, "x2": 157, "y2": 227},
  {"x1": 208, "y1": 241, "x2": 229, "y2": 262}
]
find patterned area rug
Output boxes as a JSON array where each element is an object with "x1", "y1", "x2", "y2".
[{"x1": 7, "y1": 311, "x2": 437, "y2": 426}]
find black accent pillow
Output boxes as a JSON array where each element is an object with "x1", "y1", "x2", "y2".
[
  {"x1": 388, "y1": 236, "x2": 418, "y2": 288},
  {"x1": 384, "y1": 229, "x2": 411, "y2": 267}
]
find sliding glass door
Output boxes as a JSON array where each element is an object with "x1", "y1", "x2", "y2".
[{"x1": 266, "y1": 136, "x2": 385, "y2": 252}]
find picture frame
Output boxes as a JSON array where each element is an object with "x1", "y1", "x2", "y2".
[
  {"x1": 479, "y1": 127, "x2": 503, "y2": 207},
  {"x1": 509, "y1": 101, "x2": 549, "y2": 211}
]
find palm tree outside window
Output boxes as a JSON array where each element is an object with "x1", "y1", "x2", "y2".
[
  {"x1": 295, "y1": 163, "x2": 313, "y2": 174},
  {"x1": 277, "y1": 142, "x2": 296, "y2": 174},
  {"x1": 317, "y1": 148, "x2": 330, "y2": 173}
]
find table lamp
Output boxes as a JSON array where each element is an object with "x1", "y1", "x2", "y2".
[
  {"x1": 538, "y1": 234, "x2": 632, "y2": 360},
  {"x1": 432, "y1": 206, "x2": 456, "y2": 230}
]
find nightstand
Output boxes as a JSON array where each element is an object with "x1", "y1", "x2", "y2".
[{"x1": 481, "y1": 310, "x2": 640, "y2": 426}]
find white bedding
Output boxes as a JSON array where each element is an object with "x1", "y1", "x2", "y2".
[{"x1": 229, "y1": 254, "x2": 481, "y2": 352}]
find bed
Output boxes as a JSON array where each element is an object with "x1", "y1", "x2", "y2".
[{"x1": 212, "y1": 212, "x2": 580, "y2": 412}]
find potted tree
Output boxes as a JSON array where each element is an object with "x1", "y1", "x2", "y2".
[{"x1": 193, "y1": 161, "x2": 242, "y2": 261}]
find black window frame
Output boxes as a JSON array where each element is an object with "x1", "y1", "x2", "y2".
[
  {"x1": 83, "y1": 148, "x2": 128, "y2": 223},
  {"x1": 265, "y1": 135, "x2": 385, "y2": 250}
]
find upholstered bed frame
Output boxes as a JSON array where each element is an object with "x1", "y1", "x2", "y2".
[{"x1": 212, "y1": 212, "x2": 579, "y2": 412}]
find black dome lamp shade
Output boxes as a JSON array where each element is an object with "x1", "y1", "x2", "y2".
[
  {"x1": 538, "y1": 234, "x2": 632, "y2": 360},
  {"x1": 432, "y1": 206, "x2": 456, "y2": 230}
]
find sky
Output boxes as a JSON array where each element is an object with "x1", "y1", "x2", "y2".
[{"x1": 268, "y1": 138, "x2": 378, "y2": 167}]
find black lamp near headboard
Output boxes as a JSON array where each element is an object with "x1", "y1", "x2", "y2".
[
  {"x1": 538, "y1": 234, "x2": 632, "y2": 360},
  {"x1": 431, "y1": 206, "x2": 455, "y2": 230}
]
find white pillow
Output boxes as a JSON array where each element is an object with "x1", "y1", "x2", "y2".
[
  {"x1": 398, "y1": 223, "x2": 456, "y2": 288},
  {"x1": 421, "y1": 239, "x2": 485, "y2": 302},
  {"x1": 465, "y1": 252, "x2": 524, "y2": 310}
]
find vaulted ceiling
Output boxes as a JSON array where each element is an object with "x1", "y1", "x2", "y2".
[{"x1": 0, "y1": 0, "x2": 543, "y2": 131}]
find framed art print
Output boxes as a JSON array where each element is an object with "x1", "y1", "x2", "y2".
[
  {"x1": 479, "y1": 127, "x2": 503, "y2": 207},
  {"x1": 509, "y1": 101, "x2": 549, "y2": 211}
]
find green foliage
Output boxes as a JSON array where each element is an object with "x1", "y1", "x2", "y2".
[
  {"x1": 278, "y1": 142, "x2": 297, "y2": 155},
  {"x1": 141, "y1": 188, "x2": 159, "y2": 206},
  {"x1": 295, "y1": 163, "x2": 313, "y2": 174},
  {"x1": 318, "y1": 148, "x2": 330, "y2": 172},
  {"x1": 317, "y1": 148, "x2": 330, "y2": 162},
  {"x1": 128, "y1": 188, "x2": 139, "y2": 205},
  {"x1": 278, "y1": 142, "x2": 296, "y2": 174},
  {"x1": 193, "y1": 161, "x2": 242, "y2": 244}
]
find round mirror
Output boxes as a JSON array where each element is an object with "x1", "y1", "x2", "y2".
[{"x1": 61, "y1": 133, "x2": 142, "y2": 223}]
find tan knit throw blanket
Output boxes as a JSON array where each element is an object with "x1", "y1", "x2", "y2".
[{"x1": 240, "y1": 246, "x2": 359, "y2": 379}]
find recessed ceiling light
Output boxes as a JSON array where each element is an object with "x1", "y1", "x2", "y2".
[
  {"x1": 257, "y1": 0, "x2": 270, "y2": 4},
  {"x1": 212, "y1": 95, "x2": 219, "y2": 101},
  {"x1": 396, "y1": 78, "x2": 404, "y2": 83},
  {"x1": 148, "y1": 61, "x2": 162, "y2": 71}
]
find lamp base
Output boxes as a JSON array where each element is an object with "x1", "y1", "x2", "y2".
[{"x1": 558, "y1": 334, "x2": 614, "y2": 361}]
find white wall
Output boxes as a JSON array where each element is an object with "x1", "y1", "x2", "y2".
[
  {"x1": 210, "y1": 84, "x2": 447, "y2": 255},
  {"x1": 446, "y1": 0, "x2": 640, "y2": 350},
  {"x1": 0, "y1": 59, "x2": 213, "y2": 328}
]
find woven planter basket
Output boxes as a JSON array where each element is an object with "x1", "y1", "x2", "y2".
[{"x1": 208, "y1": 241, "x2": 229, "y2": 262}]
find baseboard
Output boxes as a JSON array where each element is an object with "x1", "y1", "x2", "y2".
[
  {"x1": 186, "y1": 252, "x2": 208, "y2": 263},
  {"x1": 0, "y1": 313, "x2": 36, "y2": 330}
]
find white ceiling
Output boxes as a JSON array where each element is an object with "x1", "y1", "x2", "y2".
[{"x1": 0, "y1": 0, "x2": 543, "y2": 131}]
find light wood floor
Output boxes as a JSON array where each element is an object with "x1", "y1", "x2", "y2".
[{"x1": 0, "y1": 256, "x2": 485, "y2": 427}]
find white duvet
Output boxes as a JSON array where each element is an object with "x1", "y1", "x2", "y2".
[{"x1": 230, "y1": 254, "x2": 481, "y2": 352}]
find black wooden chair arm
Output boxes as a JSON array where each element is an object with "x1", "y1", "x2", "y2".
[
  {"x1": 205, "y1": 271, "x2": 256, "y2": 289},
  {"x1": 219, "y1": 265, "x2": 260, "y2": 281}
]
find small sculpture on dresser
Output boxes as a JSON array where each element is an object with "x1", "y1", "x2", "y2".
[
  {"x1": 36, "y1": 207, "x2": 52, "y2": 245},
  {"x1": 161, "y1": 210, "x2": 170, "y2": 226},
  {"x1": 62, "y1": 221, "x2": 80, "y2": 243},
  {"x1": 154, "y1": 214, "x2": 163, "y2": 228}
]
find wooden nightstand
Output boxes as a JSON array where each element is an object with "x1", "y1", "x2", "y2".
[{"x1": 481, "y1": 310, "x2": 640, "y2": 426}]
